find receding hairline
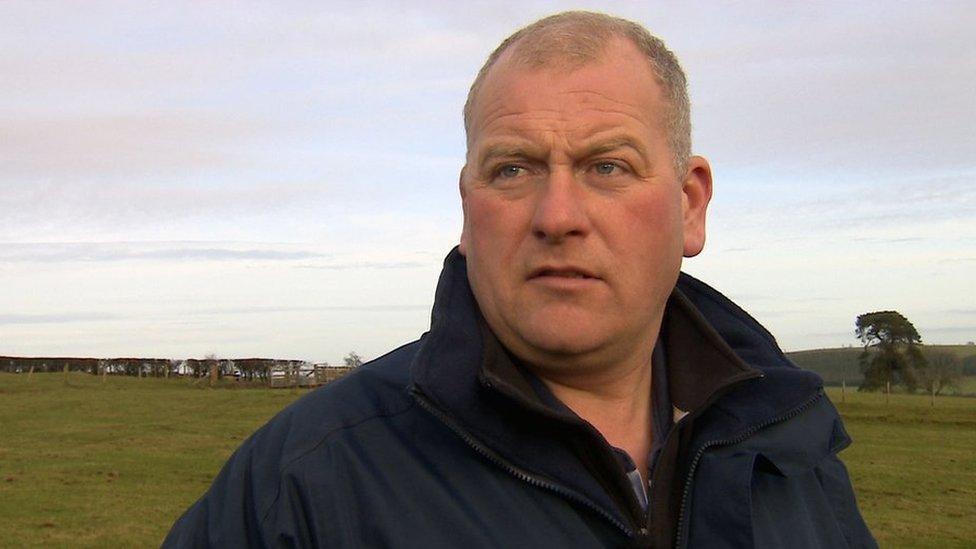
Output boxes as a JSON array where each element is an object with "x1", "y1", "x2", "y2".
[{"x1": 462, "y1": 11, "x2": 691, "y2": 175}]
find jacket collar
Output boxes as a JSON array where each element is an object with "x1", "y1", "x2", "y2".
[
  {"x1": 672, "y1": 273, "x2": 824, "y2": 445},
  {"x1": 410, "y1": 248, "x2": 823, "y2": 527}
]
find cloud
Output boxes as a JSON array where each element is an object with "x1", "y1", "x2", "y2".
[
  {"x1": 711, "y1": 168, "x2": 976, "y2": 243},
  {"x1": 0, "y1": 241, "x2": 324, "y2": 263},
  {"x1": 0, "y1": 179, "x2": 336, "y2": 241},
  {"x1": 0, "y1": 2, "x2": 972, "y2": 358},
  {"x1": 0, "y1": 3, "x2": 485, "y2": 114},
  {"x1": 294, "y1": 261, "x2": 426, "y2": 271},
  {"x1": 720, "y1": 247, "x2": 755, "y2": 253},
  {"x1": 0, "y1": 112, "x2": 272, "y2": 180},
  {"x1": 798, "y1": 330, "x2": 854, "y2": 339},
  {"x1": 689, "y1": 4, "x2": 976, "y2": 177},
  {"x1": 186, "y1": 304, "x2": 429, "y2": 316},
  {"x1": 850, "y1": 237, "x2": 924, "y2": 244},
  {"x1": 0, "y1": 312, "x2": 121, "y2": 325},
  {"x1": 924, "y1": 326, "x2": 976, "y2": 336}
]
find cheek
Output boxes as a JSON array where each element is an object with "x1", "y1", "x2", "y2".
[
  {"x1": 463, "y1": 197, "x2": 522, "y2": 292},
  {"x1": 465, "y1": 199, "x2": 498, "y2": 237},
  {"x1": 465, "y1": 196, "x2": 530, "y2": 252},
  {"x1": 611, "y1": 192, "x2": 685, "y2": 286},
  {"x1": 619, "y1": 191, "x2": 684, "y2": 245}
]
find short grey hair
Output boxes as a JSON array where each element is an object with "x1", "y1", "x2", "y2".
[{"x1": 463, "y1": 11, "x2": 691, "y2": 176}]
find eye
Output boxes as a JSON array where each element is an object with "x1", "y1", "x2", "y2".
[
  {"x1": 496, "y1": 165, "x2": 527, "y2": 179},
  {"x1": 593, "y1": 162, "x2": 620, "y2": 175}
]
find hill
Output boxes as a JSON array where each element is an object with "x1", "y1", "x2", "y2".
[{"x1": 786, "y1": 344, "x2": 976, "y2": 390}]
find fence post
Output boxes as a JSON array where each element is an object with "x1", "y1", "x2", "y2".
[
  {"x1": 28, "y1": 365, "x2": 34, "y2": 381},
  {"x1": 63, "y1": 362, "x2": 69, "y2": 385},
  {"x1": 841, "y1": 380, "x2": 846, "y2": 404},
  {"x1": 885, "y1": 380, "x2": 890, "y2": 405}
]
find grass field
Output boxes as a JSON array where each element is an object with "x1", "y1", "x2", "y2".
[
  {"x1": 1, "y1": 373, "x2": 974, "y2": 547},
  {"x1": 828, "y1": 387, "x2": 976, "y2": 547},
  {"x1": 0, "y1": 373, "x2": 302, "y2": 547}
]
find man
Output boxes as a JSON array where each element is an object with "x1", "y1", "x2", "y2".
[{"x1": 165, "y1": 11, "x2": 875, "y2": 548}]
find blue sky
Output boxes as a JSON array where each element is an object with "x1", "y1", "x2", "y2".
[{"x1": 1, "y1": 1, "x2": 973, "y2": 363}]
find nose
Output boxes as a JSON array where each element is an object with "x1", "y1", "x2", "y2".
[{"x1": 531, "y1": 168, "x2": 591, "y2": 243}]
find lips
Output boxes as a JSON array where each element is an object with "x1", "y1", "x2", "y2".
[{"x1": 529, "y1": 266, "x2": 600, "y2": 280}]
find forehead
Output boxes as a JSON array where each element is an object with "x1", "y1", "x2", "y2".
[{"x1": 468, "y1": 38, "x2": 666, "y2": 145}]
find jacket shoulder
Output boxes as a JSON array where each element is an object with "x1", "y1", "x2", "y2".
[
  {"x1": 268, "y1": 339, "x2": 420, "y2": 463},
  {"x1": 163, "y1": 339, "x2": 422, "y2": 547}
]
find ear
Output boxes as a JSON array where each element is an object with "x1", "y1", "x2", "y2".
[
  {"x1": 458, "y1": 166, "x2": 469, "y2": 256},
  {"x1": 681, "y1": 155, "x2": 713, "y2": 257}
]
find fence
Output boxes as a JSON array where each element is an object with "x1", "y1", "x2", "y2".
[{"x1": 268, "y1": 364, "x2": 355, "y2": 388}]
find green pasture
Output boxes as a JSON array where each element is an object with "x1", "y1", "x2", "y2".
[
  {"x1": 0, "y1": 373, "x2": 302, "y2": 547},
  {"x1": 827, "y1": 387, "x2": 976, "y2": 547},
  {"x1": 955, "y1": 374, "x2": 976, "y2": 394},
  {"x1": 1, "y1": 373, "x2": 974, "y2": 547}
]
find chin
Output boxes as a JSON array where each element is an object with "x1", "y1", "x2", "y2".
[{"x1": 520, "y1": 324, "x2": 607, "y2": 359}]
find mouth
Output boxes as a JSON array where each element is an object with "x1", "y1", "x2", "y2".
[{"x1": 529, "y1": 266, "x2": 600, "y2": 281}]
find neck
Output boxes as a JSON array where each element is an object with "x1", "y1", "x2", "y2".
[{"x1": 535, "y1": 346, "x2": 655, "y2": 475}]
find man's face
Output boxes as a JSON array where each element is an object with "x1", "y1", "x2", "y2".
[{"x1": 459, "y1": 38, "x2": 711, "y2": 372}]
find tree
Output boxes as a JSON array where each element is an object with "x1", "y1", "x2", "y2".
[
  {"x1": 205, "y1": 353, "x2": 219, "y2": 387},
  {"x1": 855, "y1": 311, "x2": 926, "y2": 392},
  {"x1": 917, "y1": 350, "x2": 963, "y2": 396},
  {"x1": 963, "y1": 355, "x2": 976, "y2": 376},
  {"x1": 343, "y1": 351, "x2": 364, "y2": 368}
]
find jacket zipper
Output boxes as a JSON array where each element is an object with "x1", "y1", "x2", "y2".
[
  {"x1": 672, "y1": 389, "x2": 825, "y2": 549},
  {"x1": 411, "y1": 389, "x2": 635, "y2": 538}
]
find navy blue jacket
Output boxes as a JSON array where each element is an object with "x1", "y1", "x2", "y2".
[{"x1": 164, "y1": 250, "x2": 876, "y2": 548}]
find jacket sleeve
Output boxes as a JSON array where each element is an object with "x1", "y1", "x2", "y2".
[{"x1": 162, "y1": 435, "x2": 275, "y2": 548}]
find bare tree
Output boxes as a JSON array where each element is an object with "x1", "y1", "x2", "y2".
[
  {"x1": 917, "y1": 350, "x2": 963, "y2": 396},
  {"x1": 205, "y1": 353, "x2": 219, "y2": 387},
  {"x1": 343, "y1": 352, "x2": 364, "y2": 368}
]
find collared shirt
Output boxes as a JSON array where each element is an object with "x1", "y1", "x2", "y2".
[
  {"x1": 612, "y1": 339, "x2": 671, "y2": 511},
  {"x1": 522, "y1": 340, "x2": 671, "y2": 511}
]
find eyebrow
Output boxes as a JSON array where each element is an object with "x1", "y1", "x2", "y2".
[
  {"x1": 475, "y1": 134, "x2": 649, "y2": 167},
  {"x1": 576, "y1": 136, "x2": 648, "y2": 160},
  {"x1": 476, "y1": 142, "x2": 545, "y2": 167}
]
